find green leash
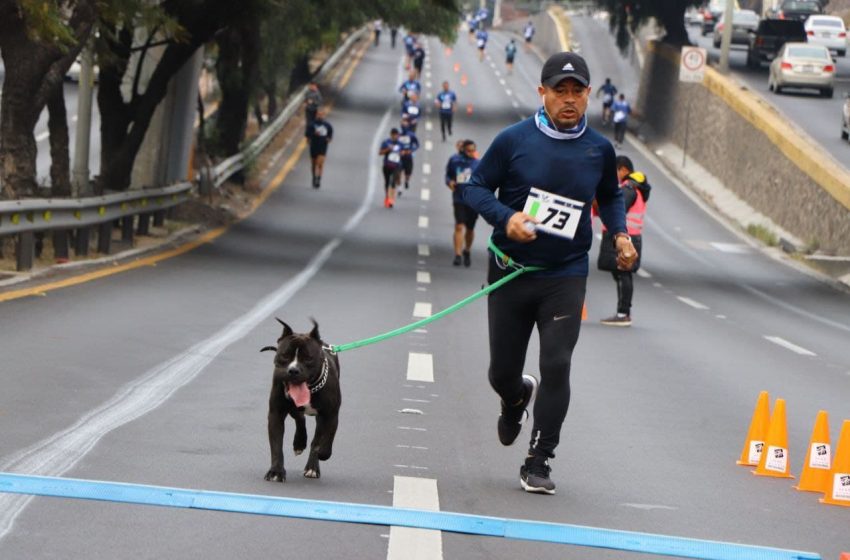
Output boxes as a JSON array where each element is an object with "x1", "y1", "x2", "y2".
[{"x1": 329, "y1": 238, "x2": 544, "y2": 353}]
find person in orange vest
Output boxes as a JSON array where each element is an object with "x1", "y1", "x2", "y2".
[{"x1": 597, "y1": 155, "x2": 650, "y2": 326}]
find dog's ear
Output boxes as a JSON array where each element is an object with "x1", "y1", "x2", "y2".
[
  {"x1": 309, "y1": 317, "x2": 320, "y2": 341},
  {"x1": 259, "y1": 346, "x2": 277, "y2": 353},
  {"x1": 275, "y1": 317, "x2": 293, "y2": 341}
]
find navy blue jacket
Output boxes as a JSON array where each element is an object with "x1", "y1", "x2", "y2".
[{"x1": 463, "y1": 116, "x2": 626, "y2": 277}]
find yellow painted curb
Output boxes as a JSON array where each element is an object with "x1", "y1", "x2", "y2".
[
  {"x1": 547, "y1": 6, "x2": 571, "y2": 52},
  {"x1": 0, "y1": 34, "x2": 371, "y2": 304}
]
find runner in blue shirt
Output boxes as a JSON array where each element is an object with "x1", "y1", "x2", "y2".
[
  {"x1": 401, "y1": 93, "x2": 422, "y2": 132},
  {"x1": 434, "y1": 81, "x2": 457, "y2": 142},
  {"x1": 596, "y1": 77, "x2": 618, "y2": 126},
  {"x1": 476, "y1": 29, "x2": 489, "y2": 61},
  {"x1": 445, "y1": 139, "x2": 480, "y2": 267},
  {"x1": 379, "y1": 128, "x2": 403, "y2": 208},
  {"x1": 398, "y1": 117, "x2": 420, "y2": 194},
  {"x1": 611, "y1": 93, "x2": 631, "y2": 148},
  {"x1": 505, "y1": 39, "x2": 518, "y2": 74},
  {"x1": 398, "y1": 71, "x2": 421, "y2": 107},
  {"x1": 462, "y1": 52, "x2": 637, "y2": 495}
]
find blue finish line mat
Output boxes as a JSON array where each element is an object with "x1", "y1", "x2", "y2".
[{"x1": 0, "y1": 473, "x2": 820, "y2": 560}]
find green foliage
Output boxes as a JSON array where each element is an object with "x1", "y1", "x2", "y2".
[
  {"x1": 18, "y1": 0, "x2": 80, "y2": 48},
  {"x1": 747, "y1": 223, "x2": 778, "y2": 247}
]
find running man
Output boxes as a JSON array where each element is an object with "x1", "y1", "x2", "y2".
[
  {"x1": 476, "y1": 28, "x2": 489, "y2": 61},
  {"x1": 304, "y1": 82, "x2": 323, "y2": 128},
  {"x1": 398, "y1": 70, "x2": 421, "y2": 106},
  {"x1": 523, "y1": 21, "x2": 535, "y2": 51},
  {"x1": 596, "y1": 77, "x2": 617, "y2": 126},
  {"x1": 446, "y1": 139, "x2": 480, "y2": 267},
  {"x1": 505, "y1": 39, "x2": 517, "y2": 74},
  {"x1": 398, "y1": 117, "x2": 420, "y2": 193},
  {"x1": 401, "y1": 92, "x2": 422, "y2": 133},
  {"x1": 412, "y1": 42, "x2": 426, "y2": 78},
  {"x1": 611, "y1": 93, "x2": 631, "y2": 148},
  {"x1": 379, "y1": 128, "x2": 403, "y2": 208},
  {"x1": 434, "y1": 81, "x2": 457, "y2": 141},
  {"x1": 304, "y1": 108, "x2": 333, "y2": 188},
  {"x1": 462, "y1": 52, "x2": 636, "y2": 494}
]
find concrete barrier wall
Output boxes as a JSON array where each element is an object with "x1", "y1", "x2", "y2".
[
  {"x1": 499, "y1": 6, "x2": 568, "y2": 59},
  {"x1": 635, "y1": 42, "x2": 850, "y2": 255}
]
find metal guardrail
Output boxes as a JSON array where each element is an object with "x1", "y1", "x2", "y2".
[
  {"x1": 0, "y1": 182, "x2": 192, "y2": 236},
  {"x1": 208, "y1": 26, "x2": 368, "y2": 188}
]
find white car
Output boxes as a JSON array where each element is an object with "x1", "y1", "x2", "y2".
[
  {"x1": 804, "y1": 15, "x2": 847, "y2": 57},
  {"x1": 768, "y1": 42, "x2": 835, "y2": 98}
]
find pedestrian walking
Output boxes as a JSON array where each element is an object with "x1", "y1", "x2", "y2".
[
  {"x1": 462, "y1": 52, "x2": 637, "y2": 494},
  {"x1": 446, "y1": 139, "x2": 480, "y2": 267},
  {"x1": 597, "y1": 155, "x2": 650, "y2": 327},
  {"x1": 304, "y1": 82, "x2": 323, "y2": 128},
  {"x1": 523, "y1": 21, "x2": 535, "y2": 51},
  {"x1": 505, "y1": 39, "x2": 517, "y2": 74},
  {"x1": 304, "y1": 108, "x2": 333, "y2": 189},
  {"x1": 390, "y1": 27, "x2": 398, "y2": 48},
  {"x1": 379, "y1": 128, "x2": 403, "y2": 208},
  {"x1": 612, "y1": 93, "x2": 631, "y2": 147},
  {"x1": 434, "y1": 81, "x2": 457, "y2": 141},
  {"x1": 373, "y1": 20, "x2": 382, "y2": 46}
]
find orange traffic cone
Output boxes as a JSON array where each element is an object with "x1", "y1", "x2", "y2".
[
  {"x1": 753, "y1": 398, "x2": 794, "y2": 478},
  {"x1": 581, "y1": 303, "x2": 588, "y2": 321},
  {"x1": 820, "y1": 419, "x2": 850, "y2": 507},
  {"x1": 795, "y1": 410, "x2": 832, "y2": 493},
  {"x1": 453, "y1": 62, "x2": 460, "y2": 72},
  {"x1": 466, "y1": 104, "x2": 473, "y2": 115},
  {"x1": 840, "y1": 553, "x2": 850, "y2": 560},
  {"x1": 445, "y1": 47, "x2": 452, "y2": 56},
  {"x1": 736, "y1": 391, "x2": 771, "y2": 466},
  {"x1": 460, "y1": 74, "x2": 468, "y2": 86}
]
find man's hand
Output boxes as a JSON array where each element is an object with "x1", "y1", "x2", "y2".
[
  {"x1": 615, "y1": 234, "x2": 638, "y2": 270},
  {"x1": 447, "y1": 180, "x2": 456, "y2": 192},
  {"x1": 506, "y1": 212, "x2": 537, "y2": 243}
]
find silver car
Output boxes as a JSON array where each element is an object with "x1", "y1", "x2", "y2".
[
  {"x1": 768, "y1": 42, "x2": 835, "y2": 98},
  {"x1": 712, "y1": 10, "x2": 760, "y2": 48},
  {"x1": 804, "y1": 15, "x2": 847, "y2": 57}
]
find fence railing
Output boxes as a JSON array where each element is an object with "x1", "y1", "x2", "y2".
[{"x1": 1, "y1": 26, "x2": 367, "y2": 273}]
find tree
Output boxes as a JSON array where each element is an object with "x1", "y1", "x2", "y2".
[
  {"x1": 0, "y1": 0, "x2": 97, "y2": 199},
  {"x1": 595, "y1": 0, "x2": 702, "y2": 52}
]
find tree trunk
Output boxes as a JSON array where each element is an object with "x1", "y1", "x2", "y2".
[
  {"x1": 47, "y1": 86, "x2": 72, "y2": 197},
  {"x1": 214, "y1": 28, "x2": 250, "y2": 156}
]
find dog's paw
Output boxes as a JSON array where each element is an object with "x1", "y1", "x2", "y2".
[
  {"x1": 303, "y1": 467, "x2": 321, "y2": 479},
  {"x1": 293, "y1": 447, "x2": 304, "y2": 456},
  {"x1": 264, "y1": 469, "x2": 286, "y2": 482}
]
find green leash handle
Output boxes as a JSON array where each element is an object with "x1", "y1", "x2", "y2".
[{"x1": 330, "y1": 254, "x2": 543, "y2": 353}]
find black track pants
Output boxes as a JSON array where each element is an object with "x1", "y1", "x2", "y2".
[
  {"x1": 612, "y1": 270, "x2": 633, "y2": 315},
  {"x1": 486, "y1": 260, "x2": 586, "y2": 459}
]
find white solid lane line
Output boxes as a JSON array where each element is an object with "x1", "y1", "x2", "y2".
[
  {"x1": 677, "y1": 296, "x2": 710, "y2": 310},
  {"x1": 387, "y1": 476, "x2": 442, "y2": 560},
  {"x1": 764, "y1": 336, "x2": 817, "y2": 357},
  {"x1": 406, "y1": 352, "x2": 434, "y2": 383}
]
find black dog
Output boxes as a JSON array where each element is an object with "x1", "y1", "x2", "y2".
[{"x1": 260, "y1": 318, "x2": 341, "y2": 481}]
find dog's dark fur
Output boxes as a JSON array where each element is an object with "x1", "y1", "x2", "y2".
[{"x1": 260, "y1": 318, "x2": 341, "y2": 481}]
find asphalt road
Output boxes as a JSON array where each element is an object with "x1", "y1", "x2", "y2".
[
  {"x1": 685, "y1": 20, "x2": 850, "y2": 167},
  {"x1": 0, "y1": 22, "x2": 848, "y2": 560}
]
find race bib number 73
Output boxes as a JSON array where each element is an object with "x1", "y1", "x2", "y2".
[{"x1": 522, "y1": 187, "x2": 585, "y2": 240}]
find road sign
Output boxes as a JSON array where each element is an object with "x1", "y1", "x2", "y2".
[{"x1": 679, "y1": 46, "x2": 707, "y2": 83}]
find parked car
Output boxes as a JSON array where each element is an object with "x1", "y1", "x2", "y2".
[
  {"x1": 842, "y1": 93, "x2": 850, "y2": 142},
  {"x1": 701, "y1": 0, "x2": 740, "y2": 36},
  {"x1": 804, "y1": 15, "x2": 847, "y2": 57},
  {"x1": 65, "y1": 58, "x2": 99, "y2": 83},
  {"x1": 713, "y1": 10, "x2": 760, "y2": 48},
  {"x1": 768, "y1": 42, "x2": 835, "y2": 97},
  {"x1": 685, "y1": 7, "x2": 704, "y2": 26},
  {"x1": 746, "y1": 18, "x2": 808, "y2": 68},
  {"x1": 771, "y1": 0, "x2": 822, "y2": 22}
]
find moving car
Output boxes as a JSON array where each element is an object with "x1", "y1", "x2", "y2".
[
  {"x1": 746, "y1": 18, "x2": 808, "y2": 68},
  {"x1": 771, "y1": 0, "x2": 822, "y2": 22},
  {"x1": 804, "y1": 15, "x2": 847, "y2": 57},
  {"x1": 842, "y1": 93, "x2": 850, "y2": 143},
  {"x1": 768, "y1": 42, "x2": 835, "y2": 97},
  {"x1": 713, "y1": 10, "x2": 760, "y2": 48}
]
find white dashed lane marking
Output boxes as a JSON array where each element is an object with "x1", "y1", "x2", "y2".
[
  {"x1": 425, "y1": 140, "x2": 433, "y2": 151},
  {"x1": 406, "y1": 352, "x2": 434, "y2": 382},
  {"x1": 764, "y1": 336, "x2": 817, "y2": 357},
  {"x1": 413, "y1": 302, "x2": 432, "y2": 318},
  {"x1": 417, "y1": 271, "x2": 431, "y2": 284},
  {"x1": 422, "y1": 163, "x2": 431, "y2": 175},
  {"x1": 387, "y1": 477, "x2": 442, "y2": 560},
  {"x1": 418, "y1": 216, "x2": 429, "y2": 228},
  {"x1": 421, "y1": 188, "x2": 431, "y2": 201},
  {"x1": 677, "y1": 296, "x2": 709, "y2": 310},
  {"x1": 418, "y1": 244, "x2": 430, "y2": 257}
]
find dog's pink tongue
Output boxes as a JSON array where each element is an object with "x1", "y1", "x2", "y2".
[{"x1": 288, "y1": 382, "x2": 311, "y2": 407}]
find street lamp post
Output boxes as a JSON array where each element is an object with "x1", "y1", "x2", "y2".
[{"x1": 717, "y1": 0, "x2": 736, "y2": 74}]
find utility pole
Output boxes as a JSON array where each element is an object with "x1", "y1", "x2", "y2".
[
  {"x1": 717, "y1": 0, "x2": 736, "y2": 74},
  {"x1": 71, "y1": 43, "x2": 94, "y2": 197}
]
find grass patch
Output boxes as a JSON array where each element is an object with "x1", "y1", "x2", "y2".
[{"x1": 746, "y1": 223, "x2": 778, "y2": 247}]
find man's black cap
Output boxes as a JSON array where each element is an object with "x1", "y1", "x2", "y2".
[{"x1": 540, "y1": 52, "x2": 590, "y2": 87}]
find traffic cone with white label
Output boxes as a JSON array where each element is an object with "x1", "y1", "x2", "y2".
[
  {"x1": 820, "y1": 419, "x2": 850, "y2": 507},
  {"x1": 752, "y1": 398, "x2": 794, "y2": 478},
  {"x1": 736, "y1": 391, "x2": 771, "y2": 466},
  {"x1": 794, "y1": 410, "x2": 831, "y2": 493}
]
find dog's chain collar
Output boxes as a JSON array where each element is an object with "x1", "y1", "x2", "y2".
[{"x1": 309, "y1": 356, "x2": 329, "y2": 394}]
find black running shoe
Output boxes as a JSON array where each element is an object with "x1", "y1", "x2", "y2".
[
  {"x1": 520, "y1": 454, "x2": 556, "y2": 495},
  {"x1": 497, "y1": 374, "x2": 537, "y2": 446},
  {"x1": 462, "y1": 250, "x2": 471, "y2": 267},
  {"x1": 453, "y1": 255, "x2": 462, "y2": 266}
]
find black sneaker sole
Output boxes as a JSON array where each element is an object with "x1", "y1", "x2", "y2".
[{"x1": 520, "y1": 476, "x2": 556, "y2": 495}]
